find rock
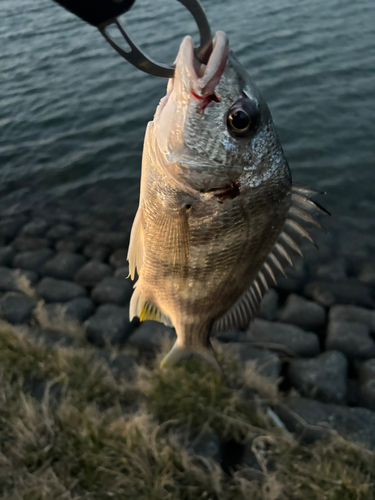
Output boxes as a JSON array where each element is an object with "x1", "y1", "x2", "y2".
[
  {"x1": 23, "y1": 377, "x2": 62, "y2": 404},
  {"x1": 43, "y1": 297, "x2": 95, "y2": 323},
  {"x1": 329, "y1": 305, "x2": 375, "y2": 333},
  {"x1": 43, "y1": 252, "x2": 86, "y2": 281},
  {"x1": 12, "y1": 237, "x2": 50, "y2": 252},
  {"x1": 358, "y1": 359, "x2": 375, "y2": 411},
  {"x1": 276, "y1": 397, "x2": 375, "y2": 450},
  {"x1": 109, "y1": 249, "x2": 128, "y2": 269},
  {"x1": 0, "y1": 266, "x2": 38, "y2": 292},
  {"x1": 55, "y1": 239, "x2": 83, "y2": 253},
  {"x1": 13, "y1": 248, "x2": 54, "y2": 273},
  {"x1": 91, "y1": 277, "x2": 133, "y2": 306},
  {"x1": 115, "y1": 266, "x2": 130, "y2": 279},
  {"x1": 76, "y1": 228, "x2": 96, "y2": 243},
  {"x1": 75, "y1": 260, "x2": 113, "y2": 287},
  {"x1": 85, "y1": 304, "x2": 130, "y2": 347},
  {"x1": 190, "y1": 430, "x2": 222, "y2": 462},
  {"x1": 76, "y1": 228, "x2": 95, "y2": 242},
  {"x1": 0, "y1": 292, "x2": 37, "y2": 324},
  {"x1": 21, "y1": 218, "x2": 49, "y2": 237},
  {"x1": 0, "y1": 246, "x2": 16, "y2": 267},
  {"x1": 246, "y1": 319, "x2": 320, "y2": 357},
  {"x1": 277, "y1": 294, "x2": 326, "y2": 331},
  {"x1": 276, "y1": 261, "x2": 307, "y2": 295},
  {"x1": 241, "y1": 439, "x2": 262, "y2": 471},
  {"x1": 37, "y1": 277, "x2": 86, "y2": 303},
  {"x1": 326, "y1": 321, "x2": 375, "y2": 360},
  {"x1": 358, "y1": 262, "x2": 375, "y2": 286},
  {"x1": 304, "y1": 280, "x2": 374, "y2": 308},
  {"x1": 94, "y1": 232, "x2": 128, "y2": 250},
  {"x1": 128, "y1": 321, "x2": 176, "y2": 351},
  {"x1": 311, "y1": 259, "x2": 348, "y2": 281},
  {"x1": 94, "y1": 350, "x2": 137, "y2": 379},
  {"x1": 0, "y1": 216, "x2": 27, "y2": 243},
  {"x1": 257, "y1": 289, "x2": 279, "y2": 321},
  {"x1": 287, "y1": 351, "x2": 348, "y2": 404},
  {"x1": 83, "y1": 243, "x2": 111, "y2": 262},
  {"x1": 215, "y1": 329, "x2": 246, "y2": 343},
  {"x1": 46, "y1": 223, "x2": 74, "y2": 240},
  {"x1": 225, "y1": 344, "x2": 281, "y2": 379}
]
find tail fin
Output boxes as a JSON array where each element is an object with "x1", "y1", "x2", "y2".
[{"x1": 160, "y1": 341, "x2": 223, "y2": 375}]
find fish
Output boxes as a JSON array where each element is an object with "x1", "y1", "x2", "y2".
[{"x1": 127, "y1": 31, "x2": 327, "y2": 371}]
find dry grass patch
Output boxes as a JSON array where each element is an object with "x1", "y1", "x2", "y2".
[{"x1": 0, "y1": 323, "x2": 374, "y2": 499}]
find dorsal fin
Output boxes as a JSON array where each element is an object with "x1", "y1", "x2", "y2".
[{"x1": 212, "y1": 184, "x2": 328, "y2": 334}]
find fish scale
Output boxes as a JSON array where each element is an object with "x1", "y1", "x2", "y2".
[{"x1": 127, "y1": 32, "x2": 325, "y2": 371}]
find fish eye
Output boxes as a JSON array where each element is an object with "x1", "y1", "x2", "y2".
[{"x1": 227, "y1": 98, "x2": 260, "y2": 138}]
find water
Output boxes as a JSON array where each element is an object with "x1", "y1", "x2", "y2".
[{"x1": 1, "y1": 0, "x2": 375, "y2": 255}]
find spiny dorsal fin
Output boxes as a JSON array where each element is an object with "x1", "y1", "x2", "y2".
[{"x1": 212, "y1": 184, "x2": 328, "y2": 334}]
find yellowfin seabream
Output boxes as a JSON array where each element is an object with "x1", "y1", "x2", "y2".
[{"x1": 127, "y1": 32, "x2": 326, "y2": 371}]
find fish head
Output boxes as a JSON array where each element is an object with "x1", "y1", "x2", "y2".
[{"x1": 153, "y1": 31, "x2": 290, "y2": 192}]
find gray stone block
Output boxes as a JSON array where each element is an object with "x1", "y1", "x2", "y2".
[
  {"x1": 277, "y1": 294, "x2": 326, "y2": 331},
  {"x1": 0, "y1": 216, "x2": 27, "y2": 242},
  {"x1": 46, "y1": 223, "x2": 74, "y2": 240},
  {"x1": 276, "y1": 397, "x2": 375, "y2": 450},
  {"x1": 94, "y1": 232, "x2": 128, "y2": 250},
  {"x1": 329, "y1": 305, "x2": 375, "y2": 333},
  {"x1": 358, "y1": 262, "x2": 375, "y2": 286},
  {"x1": 21, "y1": 218, "x2": 49, "y2": 237},
  {"x1": 43, "y1": 297, "x2": 95, "y2": 323},
  {"x1": 0, "y1": 292, "x2": 37, "y2": 324},
  {"x1": 287, "y1": 351, "x2": 348, "y2": 404},
  {"x1": 43, "y1": 252, "x2": 86, "y2": 281},
  {"x1": 246, "y1": 319, "x2": 320, "y2": 357},
  {"x1": 85, "y1": 304, "x2": 130, "y2": 347},
  {"x1": 225, "y1": 343, "x2": 281, "y2": 379},
  {"x1": 0, "y1": 246, "x2": 16, "y2": 267},
  {"x1": 75, "y1": 260, "x2": 113, "y2": 287},
  {"x1": 55, "y1": 239, "x2": 83, "y2": 253},
  {"x1": 0, "y1": 266, "x2": 38, "y2": 292},
  {"x1": 257, "y1": 289, "x2": 279, "y2": 321},
  {"x1": 37, "y1": 277, "x2": 86, "y2": 303},
  {"x1": 13, "y1": 248, "x2": 54, "y2": 273},
  {"x1": 128, "y1": 321, "x2": 176, "y2": 351},
  {"x1": 109, "y1": 248, "x2": 128, "y2": 269},
  {"x1": 95, "y1": 350, "x2": 137, "y2": 379},
  {"x1": 83, "y1": 243, "x2": 111, "y2": 262},
  {"x1": 115, "y1": 266, "x2": 130, "y2": 279},
  {"x1": 326, "y1": 321, "x2": 375, "y2": 360},
  {"x1": 12, "y1": 237, "x2": 50, "y2": 252},
  {"x1": 91, "y1": 276, "x2": 133, "y2": 306},
  {"x1": 358, "y1": 359, "x2": 375, "y2": 411},
  {"x1": 304, "y1": 280, "x2": 374, "y2": 308}
]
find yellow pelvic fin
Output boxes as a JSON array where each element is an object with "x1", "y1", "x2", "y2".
[{"x1": 140, "y1": 302, "x2": 162, "y2": 322}]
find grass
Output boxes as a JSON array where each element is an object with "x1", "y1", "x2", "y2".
[{"x1": 0, "y1": 322, "x2": 374, "y2": 499}]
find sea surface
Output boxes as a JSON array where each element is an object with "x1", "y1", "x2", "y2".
[{"x1": 1, "y1": 0, "x2": 375, "y2": 256}]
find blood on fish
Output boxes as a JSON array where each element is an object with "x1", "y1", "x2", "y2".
[{"x1": 190, "y1": 90, "x2": 220, "y2": 111}]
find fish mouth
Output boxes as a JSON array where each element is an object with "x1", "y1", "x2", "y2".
[{"x1": 178, "y1": 31, "x2": 229, "y2": 97}]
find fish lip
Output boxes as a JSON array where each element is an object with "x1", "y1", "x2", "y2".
[{"x1": 178, "y1": 31, "x2": 229, "y2": 97}]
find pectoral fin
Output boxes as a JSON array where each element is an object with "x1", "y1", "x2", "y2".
[{"x1": 152, "y1": 207, "x2": 190, "y2": 268}]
